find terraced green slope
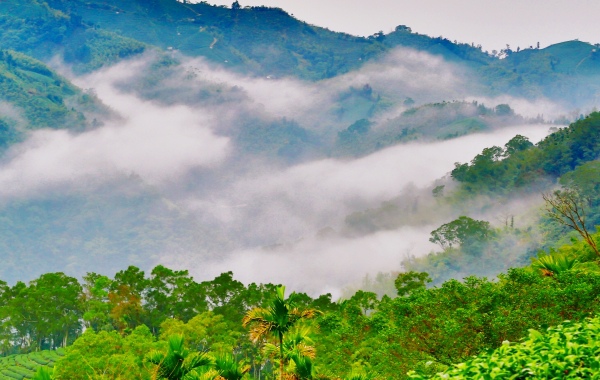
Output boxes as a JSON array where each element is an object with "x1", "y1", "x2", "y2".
[{"x1": 0, "y1": 349, "x2": 64, "y2": 380}]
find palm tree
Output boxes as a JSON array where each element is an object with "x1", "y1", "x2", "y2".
[
  {"x1": 532, "y1": 253, "x2": 580, "y2": 276},
  {"x1": 242, "y1": 286, "x2": 319, "y2": 380},
  {"x1": 264, "y1": 326, "x2": 316, "y2": 379},
  {"x1": 214, "y1": 353, "x2": 250, "y2": 380},
  {"x1": 288, "y1": 355, "x2": 314, "y2": 380},
  {"x1": 147, "y1": 335, "x2": 213, "y2": 380}
]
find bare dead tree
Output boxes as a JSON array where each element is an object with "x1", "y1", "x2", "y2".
[{"x1": 543, "y1": 189, "x2": 600, "y2": 257}]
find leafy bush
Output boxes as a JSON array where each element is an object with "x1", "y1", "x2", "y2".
[{"x1": 409, "y1": 316, "x2": 600, "y2": 379}]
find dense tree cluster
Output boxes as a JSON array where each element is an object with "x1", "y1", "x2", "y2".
[
  {"x1": 0, "y1": 266, "x2": 334, "y2": 356},
  {"x1": 4, "y1": 227, "x2": 600, "y2": 379},
  {"x1": 451, "y1": 112, "x2": 600, "y2": 194}
]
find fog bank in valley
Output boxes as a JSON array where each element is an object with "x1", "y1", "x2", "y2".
[
  {"x1": 163, "y1": 124, "x2": 551, "y2": 296},
  {"x1": 0, "y1": 48, "x2": 564, "y2": 295}
]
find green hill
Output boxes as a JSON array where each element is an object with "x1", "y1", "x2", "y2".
[
  {"x1": 0, "y1": 0, "x2": 597, "y2": 107},
  {"x1": 0, "y1": 349, "x2": 63, "y2": 380},
  {"x1": 480, "y1": 40, "x2": 600, "y2": 103},
  {"x1": 0, "y1": 0, "x2": 146, "y2": 73},
  {"x1": 0, "y1": 49, "x2": 111, "y2": 149},
  {"x1": 332, "y1": 101, "x2": 527, "y2": 157}
]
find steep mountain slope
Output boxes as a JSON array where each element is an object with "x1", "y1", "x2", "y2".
[
  {"x1": 0, "y1": 49, "x2": 110, "y2": 150},
  {"x1": 481, "y1": 40, "x2": 600, "y2": 104},
  {"x1": 0, "y1": 0, "x2": 146, "y2": 73},
  {"x1": 6, "y1": 0, "x2": 491, "y2": 80}
]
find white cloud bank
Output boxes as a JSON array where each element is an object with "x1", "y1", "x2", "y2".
[
  {"x1": 168, "y1": 124, "x2": 552, "y2": 295},
  {"x1": 0, "y1": 49, "x2": 562, "y2": 295},
  {"x1": 0, "y1": 64, "x2": 229, "y2": 200}
]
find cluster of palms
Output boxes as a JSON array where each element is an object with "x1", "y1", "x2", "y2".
[
  {"x1": 147, "y1": 335, "x2": 248, "y2": 380},
  {"x1": 148, "y1": 285, "x2": 374, "y2": 380},
  {"x1": 147, "y1": 286, "x2": 320, "y2": 380},
  {"x1": 242, "y1": 286, "x2": 320, "y2": 380}
]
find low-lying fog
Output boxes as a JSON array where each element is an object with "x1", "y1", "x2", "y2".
[
  {"x1": 1, "y1": 48, "x2": 563, "y2": 296},
  {"x1": 167, "y1": 124, "x2": 551, "y2": 296}
]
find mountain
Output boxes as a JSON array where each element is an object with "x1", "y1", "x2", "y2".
[
  {"x1": 481, "y1": 40, "x2": 600, "y2": 104},
  {"x1": 0, "y1": 0, "x2": 599, "y2": 287},
  {"x1": 1, "y1": 0, "x2": 599, "y2": 105},
  {"x1": 0, "y1": 49, "x2": 107, "y2": 150}
]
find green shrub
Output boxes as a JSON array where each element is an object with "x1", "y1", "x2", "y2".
[{"x1": 409, "y1": 316, "x2": 600, "y2": 379}]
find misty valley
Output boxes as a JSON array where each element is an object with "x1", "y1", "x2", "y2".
[{"x1": 1, "y1": 0, "x2": 600, "y2": 378}]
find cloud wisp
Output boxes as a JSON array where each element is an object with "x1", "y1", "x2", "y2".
[{"x1": 0, "y1": 63, "x2": 230, "y2": 200}]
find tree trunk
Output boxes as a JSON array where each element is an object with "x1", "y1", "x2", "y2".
[{"x1": 279, "y1": 333, "x2": 284, "y2": 380}]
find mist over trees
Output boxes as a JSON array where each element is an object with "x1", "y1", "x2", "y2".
[{"x1": 1, "y1": 0, "x2": 600, "y2": 378}]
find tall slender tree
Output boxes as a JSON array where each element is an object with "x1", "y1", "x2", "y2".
[{"x1": 242, "y1": 286, "x2": 319, "y2": 380}]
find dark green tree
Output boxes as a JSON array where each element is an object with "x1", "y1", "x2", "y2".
[
  {"x1": 429, "y1": 216, "x2": 492, "y2": 250},
  {"x1": 146, "y1": 335, "x2": 213, "y2": 380},
  {"x1": 394, "y1": 271, "x2": 432, "y2": 297}
]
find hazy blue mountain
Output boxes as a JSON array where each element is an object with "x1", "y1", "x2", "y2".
[{"x1": 1, "y1": 0, "x2": 599, "y2": 104}]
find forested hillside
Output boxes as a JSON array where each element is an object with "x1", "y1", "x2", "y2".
[
  {"x1": 1, "y1": 1, "x2": 600, "y2": 378},
  {"x1": 343, "y1": 112, "x2": 600, "y2": 286},
  {"x1": 0, "y1": 0, "x2": 598, "y2": 106},
  {"x1": 0, "y1": 49, "x2": 104, "y2": 146}
]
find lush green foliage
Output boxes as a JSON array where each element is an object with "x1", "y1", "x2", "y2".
[
  {"x1": 3, "y1": 240, "x2": 600, "y2": 379},
  {"x1": 333, "y1": 101, "x2": 527, "y2": 158},
  {"x1": 409, "y1": 316, "x2": 600, "y2": 379},
  {"x1": 53, "y1": 326, "x2": 158, "y2": 379},
  {"x1": 316, "y1": 266, "x2": 600, "y2": 378},
  {"x1": 452, "y1": 112, "x2": 600, "y2": 195}
]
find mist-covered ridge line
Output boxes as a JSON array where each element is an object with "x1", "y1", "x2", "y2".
[{"x1": 0, "y1": 0, "x2": 599, "y2": 107}]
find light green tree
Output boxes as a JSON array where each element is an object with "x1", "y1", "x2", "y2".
[
  {"x1": 242, "y1": 286, "x2": 319, "y2": 380},
  {"x1": 146, "y1": 335, "x2": 213, "y2": 380}
]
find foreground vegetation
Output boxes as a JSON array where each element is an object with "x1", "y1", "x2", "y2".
[
  {"x1": 409, "y1": 316, "x2": 600, "y2": 379},
  {"x1": 3, "y1": 223, "x2": 600, "y2": 379},
  {"x1": 1, "y1": 113, "x2": 599, "y2": 378}
]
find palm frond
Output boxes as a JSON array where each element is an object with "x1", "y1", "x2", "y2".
[{"x1": 532, "y1": 253, "x2": 579, "y2": 276}]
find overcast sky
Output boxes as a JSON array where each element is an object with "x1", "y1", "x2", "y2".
[{"x1": 206, "y1": 0, "x2": 600, "y2": 53}]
